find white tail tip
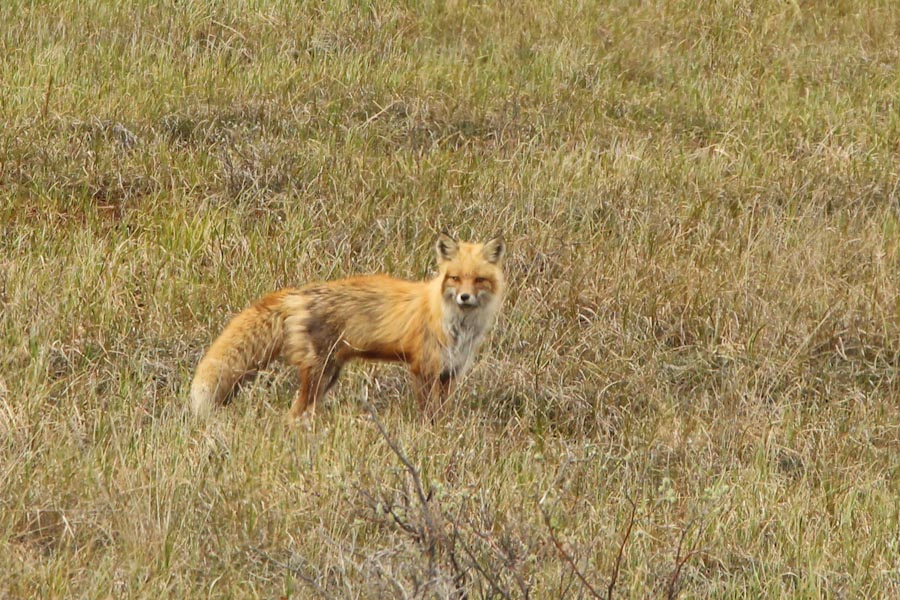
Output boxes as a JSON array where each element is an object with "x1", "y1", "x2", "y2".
[{"x1": 189, "y1": 379, "x2": 214, "y2": 420}]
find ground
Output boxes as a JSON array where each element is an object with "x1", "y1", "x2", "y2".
[{"x1": 2, "y1": 0, "x2": 899, "y2": 597}]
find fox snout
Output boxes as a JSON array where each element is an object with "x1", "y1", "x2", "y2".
[
  {"x1": 456, "y1": 291, "x2": 478, "y2": 308},
  {"x1": 444, "y1": 286, "x2": 482, "y2": 308},
  {"x1": 444, "y1": 287, "x2": 492, "y2": 310}
]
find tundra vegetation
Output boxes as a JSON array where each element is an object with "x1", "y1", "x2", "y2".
[{"x1": 2, "y1": 0, "x2": 899, "y2": 598}]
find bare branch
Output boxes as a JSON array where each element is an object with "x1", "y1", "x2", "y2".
[
  {"x1": 250, "y1": 546, "x2": 328, "y2": 598},
  {"x1": 361, "y1": 390, "x2": 443, "y2": 550},
  {"x1": 665, "y1": 520, "x2": 701, "y2": 600},
  {"x1": 607, "y1": 496, "x2": 637, "y2": 600},
  {"x1": 540, "y1": 505, "x2": 605, "y2": 600}
]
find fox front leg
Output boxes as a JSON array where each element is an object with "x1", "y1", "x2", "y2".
[{"x1": 412, "y1": 369, "x2": 454, "y2": 420}]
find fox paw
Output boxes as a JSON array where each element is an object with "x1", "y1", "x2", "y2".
[{"x1": 284, "y1": 409, "x2": 314, "y2": 431}]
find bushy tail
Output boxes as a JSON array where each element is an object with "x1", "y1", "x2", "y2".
[{"x1": 189, "y1": 293, "x2": 286, "y2": 418}]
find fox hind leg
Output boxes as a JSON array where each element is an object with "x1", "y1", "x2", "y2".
[
  {"x1": 287, "y1": 361, "x2": 342, "y2": 422},
  {"x1": 287, "y1": 367, "x2": 314, "y2": 422}
]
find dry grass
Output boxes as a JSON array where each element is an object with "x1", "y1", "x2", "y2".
[{"x1": 3, "y1": 0, "x2": 900, "y2": 597}]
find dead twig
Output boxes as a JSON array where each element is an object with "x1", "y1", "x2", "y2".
[
  {"x1": 665, "y1": 520, "x2": 701, "y2": 600},
  {"x1": 250, "y1": 545, "x2": 328, "y2": 598},
  {"x1": 41, "y1": 73, "x2": 54, "y2": 121},
  {"x1": 607, "y1": 496, "x2": 637, "y2": 599},
  {"x1": 360, "y1": 387, "x2": 469, "y2": 596},
  {"x1": 540, "y1": 505, "x2": 605, "y2": 599},
  {"x1": 360, "y1": 389, "x2": 443, "y2": 553}
]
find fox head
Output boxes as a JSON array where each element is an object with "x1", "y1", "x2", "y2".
[{"x1": 435, "y1": 232, "x2": 505, "y2": 312}]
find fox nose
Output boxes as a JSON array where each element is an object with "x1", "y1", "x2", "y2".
[{"x1": 459, "y1": 293, "x2": 471, "y2": 303}]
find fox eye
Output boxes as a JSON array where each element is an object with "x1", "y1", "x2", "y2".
[
  {"x1": 446, "y1": 275, "x2": 460, "y2": 283},
  {"x1": 475, "y1": 277, "x2": 488, "y2": 285}
]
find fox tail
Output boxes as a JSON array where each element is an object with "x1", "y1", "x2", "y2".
[{"x1": 189, "y1": 294, "x2": 286, "y2": 418}]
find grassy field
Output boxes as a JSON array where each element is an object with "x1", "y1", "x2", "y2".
[{"x1": 3, "y1": 0, "x2": 900, "y2": 597}]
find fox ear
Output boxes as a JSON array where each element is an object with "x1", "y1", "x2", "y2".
[
  {"x1": 436, "y1": 232, "x2": 459, "y2": 262},
  {"x1": 482, "y1": 235, "x2": 505, "y2": 264}
]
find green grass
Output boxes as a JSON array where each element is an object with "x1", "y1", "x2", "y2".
[{"x1": 3, "y1": 0, "x2": 900, "y2": 597}]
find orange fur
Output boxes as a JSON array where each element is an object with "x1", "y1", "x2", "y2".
[{"x1": 189, "y1": 234, "x2": 506, "y2": 421}]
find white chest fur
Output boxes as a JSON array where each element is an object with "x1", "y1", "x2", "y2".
[{"x1": 441, "y1": 308, "x2": 493, "y2": 377}]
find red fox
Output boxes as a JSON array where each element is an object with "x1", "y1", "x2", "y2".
[{"x1": 189, "y1": 233, "x2": 506, "y2": 422}]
